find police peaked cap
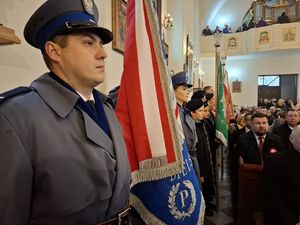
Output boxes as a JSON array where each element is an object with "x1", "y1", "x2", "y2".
[
  {"x1": 186, "y1": 99, "x2": 205, "y2": 112},
  {"x1": 171, "y1": 71, "x2": 193, "y2": 88},
  {"x1": 24, "y1": 0, "x2": 113, "y2": 49}
]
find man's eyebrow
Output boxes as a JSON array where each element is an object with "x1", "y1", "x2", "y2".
[{"x1": 81, "y1": 33, "x2": 102, "y2": 42}]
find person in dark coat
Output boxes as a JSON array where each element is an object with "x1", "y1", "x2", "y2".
[
  {"x1": 186, "y1": 99, "x2": 215, "y2": 217},
  {"x1": 203, "y1": 86, "x2": 218, "y2": 169},
  {"x1": 272, "y1": 109, "x2": 300, "y2": 149},
  {"x1": 228, "y1": 112, "x2": 252, "y2": 217},
  {"x1": 0, "y1": 1, "x2": 132, "y2": 224},
  {"x1": 248, "y1": 18, "x2": 256, "y2": 29},
  {"x1": 237, "y1": 113, "x2": 284, "y2": 166},
  {"x1": 256, "y1": 17, "x2": 268, "y2": 27},
  {"x1": 108, "y1": 85, "x2": 120, "y2": 109},
  {"x1": 213, "y1": 26, "x2": 222, "y2": 34},
  {"x1": 263, "y1": 125, "x2": 300, "y2": 225},
  {"x1": 277, "y1": 12, "x2": 290, "y2": 24},
  {"x1": 202, "y1": 25, "x2": 213, "y2": 36},
  {"x1": 242, "y1": 23, "x2": 248, "y2": 31}
]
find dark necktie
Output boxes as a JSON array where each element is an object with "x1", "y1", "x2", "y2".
[
  {"x1": 258, "y1": 136, "x2": 264, "y2": 166},
  {"x1": 86, "y1": 100, "x2": 96, "y2": 113}
]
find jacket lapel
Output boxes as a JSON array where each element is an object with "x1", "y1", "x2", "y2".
[
  {"x1": 249, "y1": 132, "x2": 259, "y2": 150},
  {"x1": 102, "y1": 100, "x2": 131, "y2": 217},
  {"x1": 81, "y1": 110, "x2": 114, "y2": 156}
]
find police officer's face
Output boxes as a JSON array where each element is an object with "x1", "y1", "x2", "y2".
[
  {"x1": 174, "y1": 85, "x2": 190, "y2": 104},
  {"x1": 54, "y1": 32, "x2": 107, "y2": 91},
  {"x1": 252, "y1": 117, "x2": 269, "y2": 136}
]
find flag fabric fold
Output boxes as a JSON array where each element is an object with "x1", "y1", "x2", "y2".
[
  {"x1": 223, "y1": 69, "x2": 234, "y2": 127},
  {"x1": 115, "y1": 0, "x2": 204, "y2": 224},
  {"x1": 216, "y1": 62, "x2": 228, "y2": 147}
]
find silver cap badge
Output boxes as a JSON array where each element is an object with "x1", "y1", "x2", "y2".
[{"x1": 82, "y1": 0, "x2": 94, "y2": 15}]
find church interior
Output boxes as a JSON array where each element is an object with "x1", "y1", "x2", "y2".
[{"x1": 1, "y1": 0, "x2": 300, "y2": 225}]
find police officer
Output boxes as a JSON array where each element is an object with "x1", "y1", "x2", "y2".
[
  {"x1": 171, "y1": 71, "x2": 201, "y2": 184},
  {"x1": 0, "y1": 0, "x2": 131, "y2": 224}
]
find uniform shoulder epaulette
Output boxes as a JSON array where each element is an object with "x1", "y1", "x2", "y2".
[{"x1": 0, "y1": 86, "x2": 34, "y2": 105}]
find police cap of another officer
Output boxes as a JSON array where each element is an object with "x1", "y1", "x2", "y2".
[
  {"x1": 24, "y1": 0, "x2": 113, "y2": 50},
  {"x1": 171, "y1": 71, "x2": 193, "y2": 88}
]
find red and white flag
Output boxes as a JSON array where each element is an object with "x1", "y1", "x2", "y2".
[
  {"x1": 223, "y1": 69, "x2": 234, "y2": 127},
  {"x1": 115, "y1": 1, "x2": 205, "y2": 224},
  {"x1": 115, "y1": 0, "x2": 183, "y2": 185}
]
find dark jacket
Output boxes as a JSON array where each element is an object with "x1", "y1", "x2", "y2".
[
  {"x1": 195, "y1": 121, "x2": 215, "y2": 196},
  {"x1": 272, "y1": 122, "x2": 292, "y2": 149},
  {"x1": 205, "y1": 112, "x2": 218, "y2": 168},
  {"x1": 228, "y1": 126, "x2": 249, "y2": 197},
  {"x1": 237, "y1": 131, "x2": 284, "y2": 165},
  {"x1": 263, "y1": 146, "x2": 300, "y2": 225},
  {"x1": 202, "y1": 28, "x2": 212, "y2": 36},
  {"x1": 277, "y1": 14, "x2": 290, "y2": 24}
]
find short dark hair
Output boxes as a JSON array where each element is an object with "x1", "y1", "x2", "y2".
[{"x1": 251, "y1": 112, "x2": 267, "y2": 121}]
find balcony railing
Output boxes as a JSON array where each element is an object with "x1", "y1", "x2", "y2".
[{"x1": 200, "y1": 22, "x2": 300, "y2": 57}]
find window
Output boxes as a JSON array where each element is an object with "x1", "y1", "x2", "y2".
[{"x1": 258, "y1": 76, "x2": 280, "y2": 86}]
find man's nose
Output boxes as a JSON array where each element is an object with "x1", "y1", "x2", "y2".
[{"x1": 96, "y1": 44, "x2": 107, "y2": 59}]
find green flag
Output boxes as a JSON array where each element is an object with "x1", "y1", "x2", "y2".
[{"x1": 216, "y1": 61, "x2": 228, "y2": 147}]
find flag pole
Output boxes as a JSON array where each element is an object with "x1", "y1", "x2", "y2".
[
  {"x1": 213, "y1": 32, "x2": 222, "y2": 212},
  {"x1": 221, "y1": 58, "x2": 226, "y2": 181}
]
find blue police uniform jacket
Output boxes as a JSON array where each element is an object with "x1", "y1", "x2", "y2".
[{"x1": 0, "y1": 73, "x2": 131, "y2": 225}]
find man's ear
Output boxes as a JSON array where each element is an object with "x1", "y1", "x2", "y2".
[
  {"x1": 44, "y1": 41, "x2": 61, "y2": 62},
  {"x1": 190, "y1": 111, "x2": 196, "y2": 118}
]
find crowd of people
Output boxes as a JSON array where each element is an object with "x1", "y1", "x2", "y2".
[
  {"x1": 228, "y1": 103, "x2": 300, "y2": 224},
  {"x1": 202, "y1": 12, "x2": 291, "y2": 36}
]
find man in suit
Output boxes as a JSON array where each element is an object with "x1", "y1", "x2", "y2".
[
  {"x1": 263, "y1": 125, "x2": 300, "y2": 225},
  {"x1": 0, "y1": 0, "x2": 131, "y2": 224},
  {"x1": 237, "y1": 113, "x2": 284, "y2": 165},
  {"x1": 272, "y1": 109, "x2": 300, "y2": 149}
]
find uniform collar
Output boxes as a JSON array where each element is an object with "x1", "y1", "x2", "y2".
[
  {"x1": 77, "y1": 91, "x2": 95, "y2": 102},
  {"x1": 31, "y1": 73, "x2": 79, "y2": 118},
  {"x1": 31, "y1": 73, "x2": 111, "y2": 118}
]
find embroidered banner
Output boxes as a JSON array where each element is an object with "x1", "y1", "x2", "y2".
[{"x1": 115, "y1": 0, "x2": 205, "y2": 224}]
